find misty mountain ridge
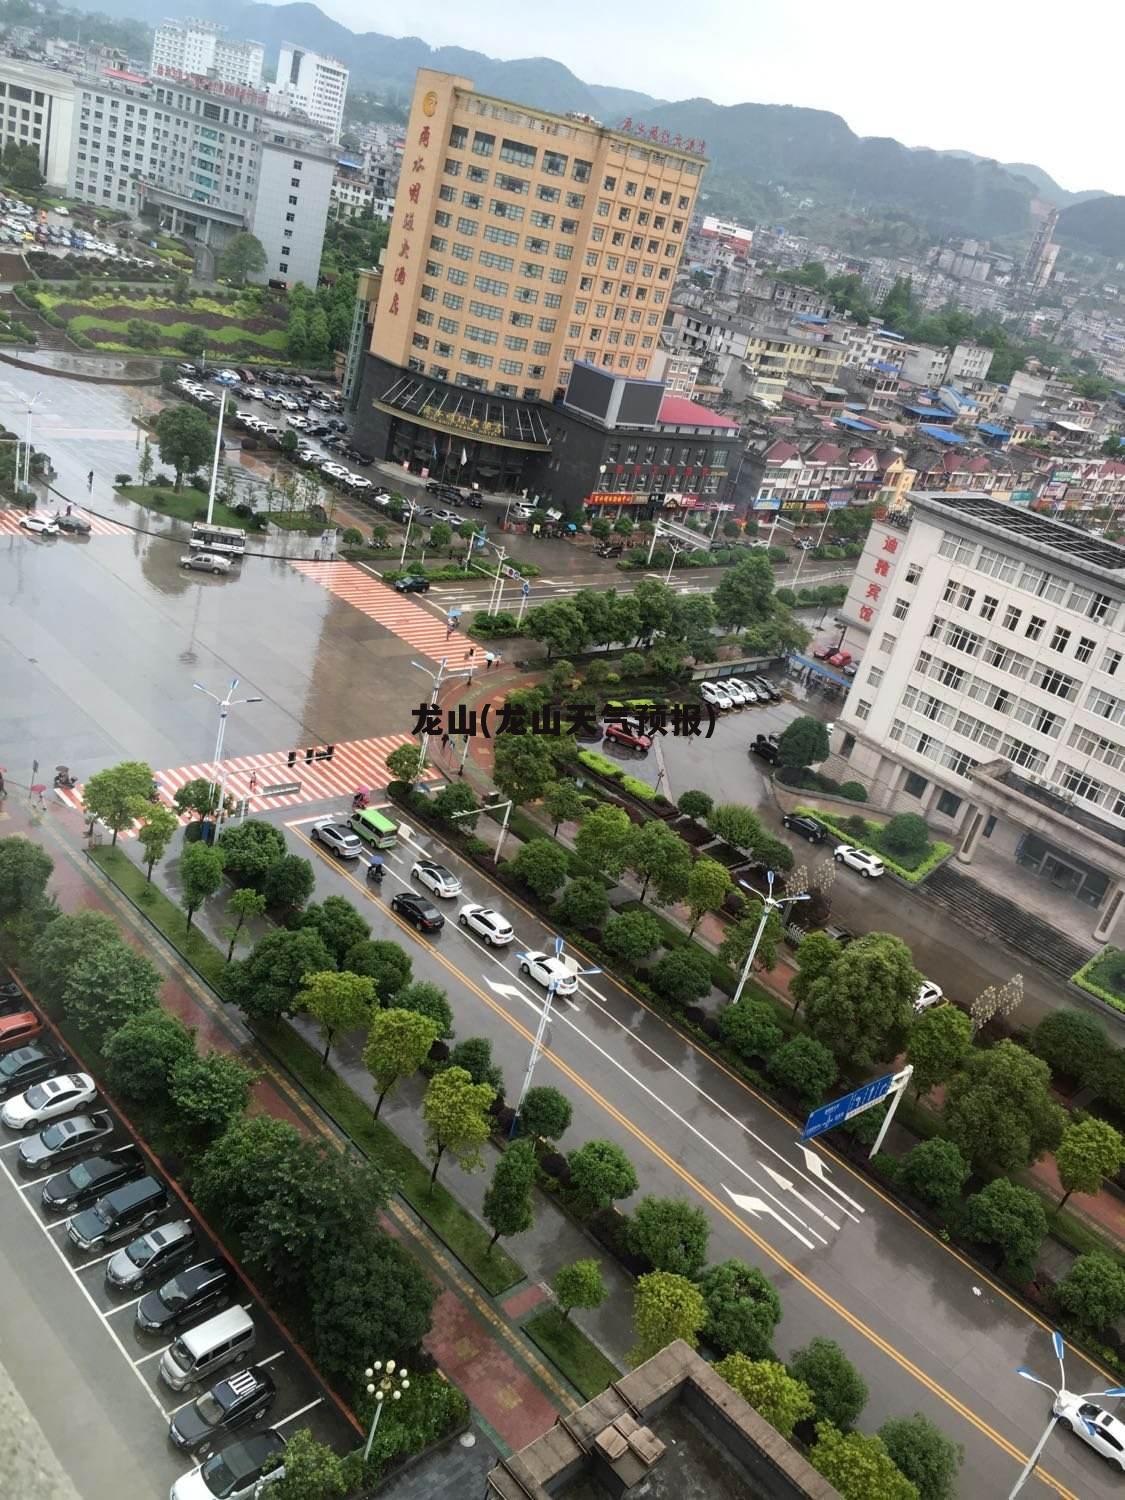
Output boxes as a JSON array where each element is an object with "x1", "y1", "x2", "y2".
[{"x1": 64, "y1": 0, "x2": 1116, "y2": 247}]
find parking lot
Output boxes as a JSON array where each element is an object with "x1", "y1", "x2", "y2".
[{"x1": 0, "y1": 994, "x2": 355, "y2": 1498}]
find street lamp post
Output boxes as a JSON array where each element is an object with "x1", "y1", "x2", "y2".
[
  {"x1": 192, "y1": 677, "x2": 263, "y2": 837},
  {"x1": 452, "y1": 797, "x2": 513, "y2": 865},
  {"x1": 732, "y1": 870, "x2": 809, "y2": 1004},
  {"x1": 511, "y1": 937, "x2": 600, "y2": 1135},
  {"x1": 204, "y1": 388, "x2": 227, "y2": 526},
  {"x1": 410, "y1": 656, "x2": 474, "y2": 779},
  {"x1": 665, "y1": 543, "x2": 683, "y2": 582},
  {"x1": 363, "y1": 1359, "x2": 410, "y2": 1464},
  {"x1": 399, "y1": 500, "x2": 418, "y2": 566},
  {"x1": 1009, "y1": 1331, "x2": 1125, "y2": 1498}
]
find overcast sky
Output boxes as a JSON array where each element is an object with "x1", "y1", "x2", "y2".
[{"x1": 304, "y1": 0, "x2": 1119, "y2": 195}]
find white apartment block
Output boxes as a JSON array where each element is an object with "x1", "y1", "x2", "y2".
[
  {"x1": 945, "y1": 341, "x2": 993, "y2": 384},
  {"x1": 68, "y1": 74, "x2": 332, "y2": 287},
  {"x1": 835, "y1": 493, "x2": 1125, "y2": 942},
  {"x1": 271, "y1": 46, "x2": 348, "y2": 139},
  {"x1": 151, "y1": 21, "x2": 264, "y2": 88},
  {"x1": 0, "y1": 58, "x2": 76, "y2": 188}
]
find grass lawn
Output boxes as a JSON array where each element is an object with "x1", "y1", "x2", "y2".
[
  {"x1": 263, "y1": 510, "x2": 323, "y2": 533},
  {"x1": 115, "y1": 484, "x2": 245, "y2": 529},
  {"x1": 68, "y1": 314, "x2": 288, "y2": 352},
  {"x1": 793, "y1": 805, "x2": 951, "y2": 883},
  {"x1": 523, "y1": 1307, "x2": 620, "y2": 1398}
]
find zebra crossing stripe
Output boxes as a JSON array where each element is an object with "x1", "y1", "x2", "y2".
[
  {"x1": 291, "y1": 560, "x2": 457, "y2": 663},
  {"x1": 0, "y1": 509, "x2": 129, "y2": 537}
]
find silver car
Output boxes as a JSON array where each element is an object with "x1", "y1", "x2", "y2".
[{"x1": 181, "y1": 552, "x2": 232, "y2": 575}]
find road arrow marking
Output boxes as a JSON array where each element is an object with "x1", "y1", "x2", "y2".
[
  {"x1": 722, "y1": 1184, "x2": 816, "y2": 1250},
  {"x1": 795, "y1": 1144, "x2": 865, "y2": 1216},
  {"x1": 761, "y1": 1163, "x2": 841, "y2": 1231}
]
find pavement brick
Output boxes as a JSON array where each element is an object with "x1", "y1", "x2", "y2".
[{"x1": 501, "y1": 1284, "x2": 551, "y2": 1320}]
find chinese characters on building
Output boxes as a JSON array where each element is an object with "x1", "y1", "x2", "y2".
[
  {"x1": 388, "y1": 121, "x2": 433, "y2": 316},
  {"x1": 617, "y1": 118, "x2": 706, "y2": 154}
]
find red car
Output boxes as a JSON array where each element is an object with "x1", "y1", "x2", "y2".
[
  {"x1": 828, "y1": 650, "x2": 853, "y2": 669},
  {"x1": 0, "y1": 1011, "x2": 43, "y2": 1051},
  {"x1": 604, "y1": 723, "x2": 652, "y2": 751}
]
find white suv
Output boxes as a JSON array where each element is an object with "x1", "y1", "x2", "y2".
[
  {"x1": 699, "y1": 681, "x2": 733, "y2": 711},
  {"x1": 519, "y1": 952, "x2": 578, "y2": 996}
]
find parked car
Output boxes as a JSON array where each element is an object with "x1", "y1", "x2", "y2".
[
  {"x1": 812, "y1": 644, "x2": 838, "y2": 661},
  {"x1": 782, "y1": 812, "x2": 826, "y2": 843},
  {"x1": 0, "y1": 1044, "x2": 65, "y2": 1099},
  {"x1": 394, "y1": 575, "x2": 431, "y2": 594},
  {"x1": 750, "y1": 736, "x2": 780, "y2": 765},
  {"x1": 915, "y1": 980, "x2": 944, "y2": 1013},
  {"x1": 412, "y1": 860, "x2": 463, "y2": 899},
  {"x1": 105, "y1": 1216, "x2": 196, "y2": 1289},
  {"x1": 699, "y1": 681, "x2": 733, "y2": 711},
  {"x1": 720, "y1": 679, "x2": 750, "y2": 707},
  {"x1": 170, "y1": 1430, "x2": 287, "y2": 1500},
  {"x1": 594, "y1": 543, "x2": 623, "y2": 558},
  {"x1": 181, "y1": 552, "x2": 232, "y2": 575},
  {"x1": 19, "y1": 1110, "x2": 114, "y2": 1172},
  {"x1": 833, "y1": 844, "x2": 885, "y2": 878},
  {"x1": 828, "y1": 650, "x2": 853, "y2": 669},
  {"x1": 519, "y1": 951, "x2": 578, "y2": 996},
  {"x1": 2, "y1": 1072, "x2": 97, "y2": 1131},
  {"x1": 1053, "y1": 1394, "x2": 1125, "y2": 1473},
  {"x1": 0, "y1": 1011, "x2": 42, "y2": 1051},
  {"x1": 42, "y1": 1144, "x2": 145, "y2": 1215},
  {"x1": 749, "y1": 676, "x2": 780, "y2": 702},
  {"x1": 391, "y1": 891, "x2": 445, "y2": 932},
  {"x1": 168, "y1": 1365, "x2": 278, "y2": 1457},
  {"x1": 603, "y1": 722, "x2": 652, "y2": 752},
  {"x1": 725, "y1": 678, "x2": 759, "y2": 703},
  {"x1": 310, "y1": 820, "x2": 362, "y2": 859},
  {"x1": 136, "y1": 1257, "x2": 236, "y2": 1336},
  {"x1": 457, "y1": 904, "x2": 514, "y2": 946},
  {"x1": 68, "y1": 1174, "x2": 170, "y2": 1251}
]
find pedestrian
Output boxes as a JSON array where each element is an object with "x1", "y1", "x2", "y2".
[
  {"x1": 86, "y1": 470, "x2": 94, "y2": 489},
  {"x1": 248, "y1": 771, "x2": 258, "y2": 795},
  {"x1": 484, "y1": 651, "x2": 495, "y2": 671},
  {"x1": 465, "y1": 647, "x2": 475, "y2": 662},
  {"x1": 440, "y1": 732, "x2": 451, "y2": 753},
  {"x1": 65, "y1": 503, "x2": 72, "y2": 517}
]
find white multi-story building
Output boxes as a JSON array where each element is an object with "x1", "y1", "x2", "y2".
[
  {"x1": 270, "y1": 45, "x2": 348, "y2": 139},
  {"x1": 834, "y1": 492, "x2": 1125, "y2": 942},
  {"x1": 945, "y1": 341, "x2": 993, "y2": 384},
  {"x1": 0, "y1": 57, "x2": 76, "y2": 188},
  {"x1": 151, "y1": 21, "x2": 264, "y2": 88}
]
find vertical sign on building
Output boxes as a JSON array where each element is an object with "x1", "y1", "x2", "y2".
[{"x1": 388, "y1": 89, "x2": 436, "y2": 320}]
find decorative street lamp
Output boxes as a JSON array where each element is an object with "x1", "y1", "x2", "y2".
[{"x1": 363, "y1": 1358, "x2": 410, "y2": 1463}]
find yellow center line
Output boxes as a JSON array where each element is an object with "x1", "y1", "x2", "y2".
[{"x1": 293, "y1": 829, "x2": 1080, "y2": 1499}]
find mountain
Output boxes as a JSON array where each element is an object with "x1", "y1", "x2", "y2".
[
  {"x1": 69, "y1": 0, "x2": 1107, "y2": 241},
  {"x1": 943, "y1": 151, "x2": 1103, "y2": 208},
  {"x1": 1057, "y1": 195, "x2": 1125, "y2": 258}
]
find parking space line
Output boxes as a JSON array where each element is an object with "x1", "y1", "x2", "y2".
[
  {"x1": 273, "y1": 1396, "x2": 323, "y2": 1429},
  {"x1": 0, "y1": 1136, "x2": 27, "y2": 1151},
  {"x1": 15, "y1": 1176, "x2": 43, "y2": 1192},
  {"x1": 75, "y1": 1246, "x2": 120, "y2": 1269},
  {"x1": 161, "y1": 1349, "x2": 288, "y2": 1420},
  {"x1": 133, "y1": 1343, "x2": 171, "y2": 1366},
  {"x1": 104, "y1": 1293, "x2": 146, "y2": 1317}
]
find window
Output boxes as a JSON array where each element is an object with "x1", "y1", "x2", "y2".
[
  {"x1": 867, "y1": 667, "x2": 884, "y2": 689},
  {"x1": 905, "y1": 563, "x2": 923, "y2": 584},
  {"x1": 854, "y1": 699, "x2": 872, "y2": 722},
  {"x1": 504, "y1": 336, "x2": 528, "y2": 351},
  {"x1": 1050, "y1": 625, "x2": 1071, "y2": 653},
  {"x1": 880, "y1": 632, "x2": 897, "y2": 654},
  {"x1": 530, "y1": 209, "x2": 554, "y2": 229},
  {"x1": 500, "y1": 138, "x2": 536, "y2": 168},
  {"x1": 543, "y1": 150, "x2": 567, "y2": 176},
  {"x1": 566, "y1": 191, "x2": 585, "y2": 209},
  {"x1": 573, "y1": 158, "x2": 592, "y2": 182},
  {"x1": 979, "y1": 594, "x2": 999, "y2": 622},
  {"x1": 537, "y1": 184, "x2": 560, "y2": 202},
  {"x1": 472, "y1": 131, "x2": 495, "y2": 157},
  {"x1": 445, "y1": 157, "x2": 462, "y2": 176},
  {"x1": 891, "y1": 597, "x2": 910, "y2": 621},
  {"x1": 468, "y1": 164, "x2": 489, "y2": 183},
  {"x1": 461, "y1": 191, "x2": 482, "y2": 209},
  {"x1": 603, "y1": 174, "x2": 617, "y2": 191},
  {"x1": 940, "y1": 536, "x2": 976, "y2": 566},
  {"x1": 1002, "y1": 604, "x2": 1022, "y2": 631},
  {"x1": 942, "y1": 579, "x2": 975, "y2": 610},
  {"x1": 495, "y1": 172, "x2": 527, "y2": 196},
  {"x1": 1025, "y1": 614, "x2": 1045, "y2": 642},
  {"x1": 474, "y1": 275, "x2": 508, "y2": 297},
  {"x1": 447, "y1": 266, "x2": 468, "y2": 286},
  {"x1": 936, "y1": 790, "x2": 963, "y2": 819},
  {"x1": 479, "y1": 250, "x2": 513, "y2": 271},
  {"x1": 451, "y1": 242, "x2": 473, "y2": 261},
  {"x1": 1076, "y1": 636, "x2": 1096, "y2": 664},
  {"x1": 469, "y1": 300, "x2": 503, "y2": 321},
  {"x1": 438, "y1": 316, "x2": 459, "y2": 335},
  {"x1": 456, "y1": 216, "x2": 478, "y2": 236},
  {"x1": 1033, "y1": 664, "x2": 1078, "y2": 700},
  {"x1": 449, "y1": 125, "x2": 468, "y2": 149},
  {"x1": 288, "y1": 194, "x2": 298, "y2": 206},
  {"x1": 1104, "y1": 648, "x2": 1123, "y2": 677},
  {"x1": 442, "y1": 292, "x2": 463, "y2": 310}
]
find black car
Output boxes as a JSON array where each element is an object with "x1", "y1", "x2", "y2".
[
  {"x1": 19, "y1": 1110, "x2": 114, "y2": 1172},
  {"x1": 394, "y1": 575, "x2": 430, "y2": 594},
  {"x1": 344, "y1": 447, "x2": 374, "y2": 466},
  {"x1": 307, "y1": 424, "x2": 331, "y2": 437},
  {"x1": 750, "y1": 736, "x2": 779, "y2": 765},
  {"x1": 168, "y1": 1365, "x2": 279, "y2": 1455},
  {"x1": 782, "y1": 812, "x2": 828, "y2": 844},
  {"x1": 136, "y1": 1257, "x2": 236, "y2": 1335},
  {"x1": 0, "y1": 1044, "x2": 65, "y2": 1100},
  {"x1": 750, "y1": 676, "x2": 780, "y2": 702},
  {"x1": 391, "y1": 891, "x2": 445, "y2": 932},
  {"x1": 0, "y1": 991, "x2": 29, "y2": 1017},
  {"x1": 42, "y1": 1144, "x2": 144, "y2": 1213},
  {"x1": 105, "y1": 1217, "x2": 196, "y2": 1291},
  {"x1": 56, "y1": 512, "x2": 92, "y2": 535},
  {"x1": 182, "y1": 1432, "x2": 286, "y2": 1500},
  {"x1": 463, "y1": 494, "x2": 483, "y2": 509}
]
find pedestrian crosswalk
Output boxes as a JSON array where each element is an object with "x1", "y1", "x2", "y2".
[
  {"x1": 54, "y1": 734, "x2": 435, "y2": 836},
  {"x1": 291, "y1": 559, "x2": 457, "y2": 663},
  {"x1": 0, "y1": 507, "x2": 129, "y2": 537}
]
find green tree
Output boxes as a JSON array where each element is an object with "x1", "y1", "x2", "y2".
[
  {"x1": 543, "y1": 780, "x2": 586, "y2": 835},
  {"x1": 136, "y1": 805, "x2": 179, "y2": 884},
  {"x1": 686, "y1": 857, "x2": 731, "y2": 935},
  {"x1": 715, "y1": 1354, "x2": 814, "y2": 1439},
  {"x1": 518, "y1": 1085, "x2": 572, "y2": 1143},
  {"x1": 430, "y1": 781, "x2": 479, "y2": 831},
  {"x1": 651, "y1": 948, "x2": 711, "y2": 1007},
  {"x1": 483, "y1": 1138, "x2": 537, "y2": 1249},
  {"x1": 961, "y1": 1178, "x2": 1048, "y2": 1280},
  {"x1": 556, "y1": 876, "x2": 610, "y2": 930},
  {"x1": 268, "y1": 1428, "x2": 346, "y2": 1500},
  {"x1": 789, "y1": 1338, "x2": 868, "y2": 1430},
  {"x1": 23, "y1": 910, "x2": 119, "y2": 1016},
  {"x1": 8, "y1": 148, "x2": 43, "y2": 192},
  {"x1": 395, "y1": 980, "x2": 454, "y2": 1038},
  {"x1": 169, "y1": 1049, "x2": 258, "y2": 1137},
  {"x1": 897, "y1": 1138, "x2": 970, "y2": 1213},
  {"x1": 677, "y1": 789, "x2": 713, "y2": 822},
  {"x1": 306, "y1": 306, "x2": 330, "y2": 364},
  {"x1": 298, "y1": 970, "x2": 375, "y2": 1064},
  {"x1": 712, "y1": 553, "x2": 775, "y2": 631},
  {"x1": 363, "y1": 1007, "x2": 440, "y2": 1117},
  {"x1": 82, "y1": 759, "x2": 155, "y2": 846},
  {"x1": 1055, "y1": 1117, "x2": 1125, "y2": 1209},
  {"x1": 777, "y1": 715, "x2": 830, "y2": 770},
  {"x1": 217, "y1": 819, "x2": 287, "y2": 890},
  {"x1": 943, "y1": 1040, "x2": 1065, "y2": 1173},
  {"x1": 299, "y1": 896, "x2": 371, "y2": 967},
  {"x1": 879, "y1": 813, "x2": 931, "y2": 860},
  {"x1": 602, "y1": 910, "x2": 662, "y2": 966},
  {"x1": 423, "y1": 1065, "x2": 494, "y2": 1185},
  {"x1": 768, "y1": 1034, "x2": 838, "y2": 1108},
  {"x1": 218, "y1": 231, "x2": 266, "y2": 285},
  {"x1": 0, "y1": 836, "x2": 52, "y2": 919},
  {"x1": 809, "y1": 1423, "x2": 918, "y2": 1500},
  {"x1": 429, "y1": 520, "x2": 452, "y2": 552},
  {"x1": 386, "y1": 743, "x2": 425, "y2": 785},
  {"x1": 103, "y1": 1009, "x2": 195, "y2": 1103},
  {"x1": 137, "y1": 437, "x2": 155, "y2": 486},
  {"x1": 879, "y1": 1414, "x2": 963, "y2": 1500},
  {"x1": 627, "y1": 1195, "x2": 710, "y2": 1276},
  {"x1": 804, "y1": 932, "x2": 918, "y2": 1067},
  {"x1": 568, "y1": 1138, "x2": 638, "y2": 1213},
  {"x1": 630, "y1": 1271, "x2": 706, "y2": 1364},
  {"x1": 699, "y1": 1259, "x2": 782, "y2": 1358},
  {"x1": 262, "y1": 853, "x2": 315, "y2": 915},
  {"x1": 1031, "y1": 1011, "x2": 1107, "y2": 1088},
  {"x1": 905, "y1": 1004, "x2": 972, "y2": 1097},
  {"x1": 718, "y1": 997, "x2": 783, "y2": 1063},
  {"x1": 574, "y1": 804, "x2": 634, "y2": 881},
  {"x1": 180, "y1": 328, "x2": 206, "y2": 360},
  {"x1": 226, "y1": 928, "x2": 334, "y2": 1023},
  {"x1": 449, "y1": 1036, "x2": 504, "y2": 1094},
  {"x1": 223, "y1": 887, "x2": 267, "y2": 962},
  {"x1": 172, "y1": 777, "x2": 221, "y2": 822},
  {"x1": 179, "y1": 840, "x2": 225, "y2": 930},
  {"x1": 788, "y1": 931, "x2": 840, "y2": 1014},
  {"x1": 552, "y1": 1258, "x2": 607, "y2": 1320},
  {"x1": 525, "y1": 599, "x2": 589, "y2": 659},
  {"x1": 707, "y1": 803, "x2": 759, "y2": 850},
  {"x1": 310, "y1": 1237, "x2": 435, "y2": 1384},
  {"x1": 1055, "y1": 1251, "x2": 1125, "y2": 1336},
  {"x1": 719, "y1": 903, "x2": 784, "y2": 975},
  {"x1": 155, "y1": 402, "x2": 213, "y2": 490},
  {"x1": 510, "y1": 838, "x2": 569, "y2": 899},
  {"x1": 61, "y1": 941, "x2": 161, "y2": 1043},
  {"x1": 346, "y1": 939, "x2": 413, "y2": 1003},
  {"x1": 628, "y1": 820, "x2": 691, "y2": 904}
]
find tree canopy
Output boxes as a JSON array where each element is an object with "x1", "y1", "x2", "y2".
[
  {"x1": 155, "y1": 403, "x2": 213, "y2": 487},
  {"x1": 218, "y1": 231, "x2": 266, "y2": 285},
  {"x1": 942, "y1": 1040, "x2": 1065, "y2": 1173},
  {"x1": 804, "y1": 932, "x2": 918, "y2": 1067}
]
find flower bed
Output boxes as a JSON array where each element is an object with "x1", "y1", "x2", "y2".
[
  {"x1": 1073, "y1": 947, "x2": 1125, "y2": 1015},
  {"x1": 793, "y1": 805, "x2": 951, "y2": 883},
  {"x1": 576, "y1": 749, "x2": 668, "y2": 806}
]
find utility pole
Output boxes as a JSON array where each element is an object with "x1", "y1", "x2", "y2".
[
  {"x1": 205, "y1": 388, "x2": 227, "y2": 526},
  {"x1": 192, "y1": 677, "x2": 263, "y2": 839}
]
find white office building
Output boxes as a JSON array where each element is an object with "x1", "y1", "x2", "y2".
[
  {"x1": 0, "y1": 58, "x2": 76, "y2": 189},
  {"x1": 270, "y1": 45, "x2": 348, "y2": 138},
  {"x1": 151, "y1": 21, "x2": 264, "y2": 88},
  {"x1": 833, "y1": 492, "x2": 1125, "y2": 942}
]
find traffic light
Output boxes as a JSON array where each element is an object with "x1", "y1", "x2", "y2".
[
  {"x1": 305, "y1": 748, "x2": 315, "y2": 764},
  {"x1": 287, "y1": 750, "x2": 297, "y2": 768}
]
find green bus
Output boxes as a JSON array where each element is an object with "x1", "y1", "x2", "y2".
[{"x1": 349, "y1": 807, "x2": 399, "y2": 850}]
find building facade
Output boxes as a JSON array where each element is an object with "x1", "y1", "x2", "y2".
[
  {"x1": 0, "y1": 58, "x2": 75, "y2": 188},
  {"x1": 834, "y1": 492, "x2": 1125, "y2": 942},
  {"x1": 354, "y1": 68, "x2": 705, "y2": 503},
  {"x1": 272, "y1": 45, "x2": 348, "y2": 139},
  {"x1": 150, "y1": 22, "x2": 264, "y2": 88}
]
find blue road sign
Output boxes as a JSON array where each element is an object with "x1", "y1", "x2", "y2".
[{"x1": 801, "y1": 1073, "x2": 896, "y2": 1141}]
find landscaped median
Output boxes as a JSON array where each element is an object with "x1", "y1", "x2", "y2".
[
  {"x1": 523, "y1": 1306, "x2": 620, "y2": 1400},
  {"x1": 1072, "y1": 946, "x2": 1125, "y2": 1014},
  {"x1": 793, "y1": 804, "x2": 952, "y2": 883}
]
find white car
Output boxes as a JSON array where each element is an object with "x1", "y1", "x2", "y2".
[
  {"x1": 699, "y1": 681, "x2": 733, "y2": 711},
  {"x1": 519, "y1": 951, "x2": 578, "y2": 996},
  {"x1": 914, "y1": 980, "x2": 944, "y2": 1014},
  {"x1": 285, "y1": 414, "x2": 308, "y2": 429},
  {"x1": 19, "y1": 513, "x2": 59, "y2": 535},
  {"x1": 2, "y1": 1073, "x2": 97, "y2": 1131},
  {"x1": 1054, "y1": 1393, "x2": 1125, "y2": 1472},
  {"x1": 458, "y1": 904, "x2": 514, "y2": 946},
  {"x1": 247, "y1": 387, "x2": 266, "y2": 401},
  {"x1": 833, "y1": 844, "x2": 885, "y2": 879},
  {"x1": 721, "y1": 680, "x2": 750, "y2": 706},
  {"x1": 180, "y1": 552, "x2": 232, "y2": 575},
  {"x1": 412, "y1": 860, "x2": 463, "y2": 899},
  {"x1": 725, "y1": 677, "x2": 759, "y2": 703}
]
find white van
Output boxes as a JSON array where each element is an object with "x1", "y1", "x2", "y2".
[{"x1": 160, "y1": 1306, "x2": 255, "y2": 1391}]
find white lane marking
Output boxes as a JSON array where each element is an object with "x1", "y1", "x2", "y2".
[
  {"x1": 0, "y1": 1135, "x2": 29, "y2": 1151},
  {"x1": 722, "y1": 1185, "x2": 816, "y2": 1250},
  {"x1": 272, "y1": 1396, "x2": 323, "y2": 1429},
  {"x1": 0, "y1": 1152, "x2": 167, "y2": 1417},
  {"x1": 133, "y1": 1343, "x2": 171, "y2": 1366},
  {"x1": 104, "y1": 1292, "x2": 147, "y2": 1317},
  {"x1": 760, "y1": 1163, "x2": 840, "y2": 1231},
  {"x1": 795, "y1": 1143, "x2": 866, "y2": 1215}
]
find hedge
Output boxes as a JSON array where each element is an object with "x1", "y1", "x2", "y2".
[
  {"x1": 793, "y1": 805, "x2": 951, "y2": 884},
  {"x1": 1072, "y1": 947, "x2": 1125, "y2": 1015}
]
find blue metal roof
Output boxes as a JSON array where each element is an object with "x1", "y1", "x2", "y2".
[
  {"x1": 903, "y1": 404, "x2": 953, "y2": 420},
  {"x1": 835, "y1": 413, "x2": 877, "y2": 431},
  {"x1": 977, "y1": 422, "x2": 1011, "y2": 438},
  {"x1": 919, "y1": 424, "x2": 968, "y2": 445},
  {"x1": 870, "y1": 360, "x2": 899, "y2": 374},
  {"x1": 794, "y1": 313, "x2": 830, "y2": 325},
  {"x1": 790, "y1": 653, "x2": 851, "y2": 687}
]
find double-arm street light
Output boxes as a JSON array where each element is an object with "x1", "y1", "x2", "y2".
[
  {"x1": 1009, "y1": 1330, "x2": 1125, "y2": 1497},
  {"x1": 511, "y1": 936, "x2": 600, "y2": 1135},
  {"x1": 192, "y1": 676, "x2": 263, "y2": 835},
  {"x1": 732, "y1": 869, "x2": 809, "y2": 1004}
]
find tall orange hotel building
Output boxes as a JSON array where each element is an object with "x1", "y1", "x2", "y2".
[{"x1": 352, "y1": 69, "x2": 741, "y2": 514}]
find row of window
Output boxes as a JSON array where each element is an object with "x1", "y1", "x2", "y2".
[
  {"x1": 924, "y1": 617, "x2": 1080, "y2": 699},
  {"x1": 888, "y1": 719, "x2": 980, "y2": 780},
  {"x1": 900, "y1": 685, "x2": 1055, "y2": 765},
  {"x1": 601, "y1": 173, "x2": 691, "y2": 211},
  {"x1": 449, "y1": 125, "x2": 589, "y2": 180},
  {"x1": 941, "y1": 572, "x2": 1102, "y2": 661},
  {"x1": 1053, "y1": 760, "x2": 1125, "y2": 818},
  {"x1": 937, "y1": 532, "x2": 1118, "y2": 626}
]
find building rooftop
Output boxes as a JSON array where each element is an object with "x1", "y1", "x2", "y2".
[
  {"x1": 658, "y1": 394, "x2": 739, "y2": 431},
  {"x1": 910, "y1": 490, "x2": 1125, "y2": 576},
  {"x1": 919, "y1": 424, "x2": 968, "y2": 444}
]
